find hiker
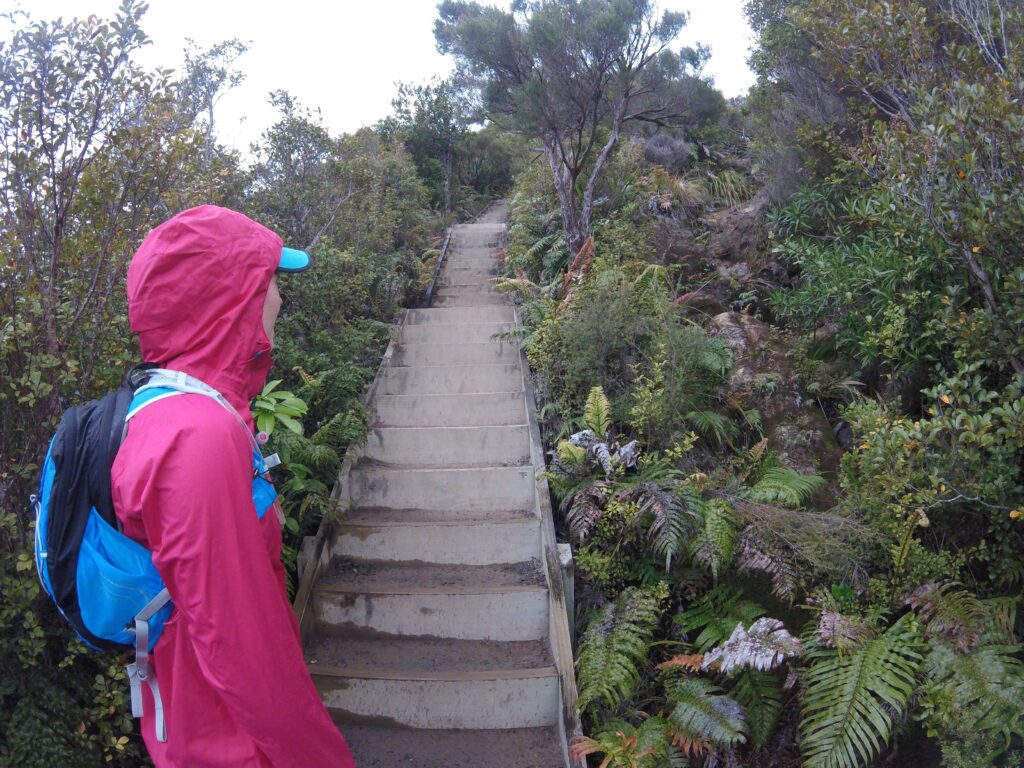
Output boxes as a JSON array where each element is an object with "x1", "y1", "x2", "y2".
[{"x1": 111, "y1": 205, "x2": 355, "y2": 767}]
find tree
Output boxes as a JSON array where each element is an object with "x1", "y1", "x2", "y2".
[
  {"x1": 178, "y1": 37, "x2": 249, "y2": 165},
  {"x1": 380, "y1": 77, "x2": 468, "y2": 213},
  {"x1": 435, "y1": 0, "x2": 695, "y2": 255}
]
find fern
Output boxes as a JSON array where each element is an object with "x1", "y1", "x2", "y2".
[
  {"x1": 686, "y1": 409, "x2": 734, "y2": 446},
  {"x1": 640, "y1": 484, "x2": 700, "y2": 570},
  {"x1": 816, "y1": 610, "x2": 874, "y2": 655},
  {"x1": 585, "y1": 386, "x2": 614, "y2": 439},
  {"x1": 577, "y1": 584, "x2": 668, "y2": 714},
  {"x1": 689, "y1": 499, "x2": 737, "y2": 581},
  {"x1": 746, "y1": 465, "x2": 825, "y2": 508},
  {"x1": 677, "y1": 586, "x2": 767, "y2": 652},
  {"x1": 702, "y1": 618, "x2": 802, "y2": 675},
  {"x1": 736, "y1": 527, "x2": 801, "y2": 603},
  {"x1": 980, "y1": 596, "x2": 1019, "y2": 644},
  {"x1": 665, "y1": 677, "x2": 747, "y2": 753},
  {"x1": 730, "y1": 669, "x2": 784, "y2": 750},
  {"x1": 570, "y1": 718, "x2": 670, "y2": 768},
  {"x1": 904, "y1": 581, "x2": 989, "y2": 653},
  {"x1": 921, "y1": 642, "x2": 1024, "y2": 743},
  {"x1": 801, "y1": 614, "x2": 923, "y2": 768},
  {"x1": 699, "y1": 339, "x2": 733, "y2": 375},
  {"x1": 563, "y1": 481, "x2": 612, "y2": 542}
]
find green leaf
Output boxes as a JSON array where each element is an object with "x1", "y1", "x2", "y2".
[
  {"x1": 801, "y1": 614, "x2": 923, "y2": 768},
  {"x1": 256, "y1": 413, "x2": 275, "y2": 435},
  {"x1": 730, "y1": 669, "x2": 784, "y2": 749},
  {"x1": 665, "y1": 676, "x2": 747, "y2": 750},
  {"x1": 276, "y1": 414, "x2": 303, "y2": 434},
  {"x1": 576, "y1": 584, "x2": 667, "y2": 714}
]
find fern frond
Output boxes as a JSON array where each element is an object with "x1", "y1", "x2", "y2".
[
  {"x1": 665, "y1": 677, "x2": 747, "y2": 752},
  {"x1": 905, "y1": 581, "x2": 989, "y2": 653},
  {"x1": 699, "y1": 340, "x2": 733, "y2": 375},
  {"x1": 746, "y1": 466, "x2": 825, "y2": 508},
  {"x1": 686, "y1": 409, "x2": 734, "y2": 446},
  {"x1": 577, "y1": 585, "x2": 667, "y2": 714},
  {"x1": 801, "y1": 614, "x2": 923, "y2": 768},
  {"x1": 816, "y1": 610, "x2": 874, "y2": 655},
  {"x1": 636, "y1": 483, "x2": 700, "y2": 571},
  {"x1": 689, "y1": 499, "x2": 737, "y2": 581},
  {"x1": 584, "y1": 386, "x2": 613, "y2": 439},
  {"x1": 730, "y1": 669, "x2": 784, "y2": 750},
  {"x1": 736, "y1": 527, "x2": 800, "y2": 603},
  {"x1": 678, "y1": 586, "x2": 767, "y2": 652},
  {"x1": 921, "y1": 642, "x2": 1024, "y2": 742},
  {"x1": 658, "y1": 654, "x2": 704, "y2": 672},
  {"x1": 980, "y1": 596, "x2": 1019, "y2": 644},
  {"x1": 564, "y1": 481, "x2": 611, "y2": 542},
  {"x1": 702, "y1": 618, "x2": 802, "y2": 675},
  {"x1": 571, "y1": 718, "x2": 670, "y2": 768}
]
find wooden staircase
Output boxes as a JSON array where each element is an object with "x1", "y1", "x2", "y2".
[{"x1": 293, "y1": 203, "x2": 579, "y2": 767}]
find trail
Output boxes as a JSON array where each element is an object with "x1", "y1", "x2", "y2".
[{"x1": 295, "y1": 202, "x2": 577, "y2": 767}]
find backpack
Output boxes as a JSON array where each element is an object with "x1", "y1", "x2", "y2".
[{"x1": 32, "y1": 366, "x2": 280, "y2": 743}]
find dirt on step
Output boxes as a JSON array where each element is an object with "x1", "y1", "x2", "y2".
[
  {"x1": 336, "y1": 721, "x2": 565, "y2": 768},
  {"x1": 322, "y1": 558, "x2": 545, "y2": 590},
  {"x1": 306, "y1": 629, "x2": 553, "y2": 672}
]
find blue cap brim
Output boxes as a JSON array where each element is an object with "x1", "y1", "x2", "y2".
[{"x1": 278, "y1": 247, "x2": 311, "y2": 273}]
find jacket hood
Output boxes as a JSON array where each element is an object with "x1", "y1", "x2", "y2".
[{"x1": 127, "y1": 205, "x2": 281, "y2": 421}]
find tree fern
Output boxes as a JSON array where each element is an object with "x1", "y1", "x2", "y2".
[
  {"x1": 665, "y1": 677, "x2": 747, "y2": 754},
  {"x1": 689, "y1": 499, "x2": 737, "y2": 581},
  {"x1": 677, "y1": 586, "x2": 767, "y2": 652},
  {"x1": 746, "y1": 465, "x2": 825, "y2": 508},
  {"x1": 577, "y1": 584, "x2": 668, "y2": 714},
  {"x1": 800, "y1": 614, "x2": 923, "y2": 768},
  {"x1": 730, "y1": 669, "x2": 784, "y2": 750},
  {"x1": 921, "y1": 642, "x2": 1024, "y2": 743}
]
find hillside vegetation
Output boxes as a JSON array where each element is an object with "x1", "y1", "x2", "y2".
[{"x1": 1, "y1": 1, "x2": 1022, "y2": 766}]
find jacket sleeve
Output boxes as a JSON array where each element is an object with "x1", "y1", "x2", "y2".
[{"x1": 139, "y1": 400, "x2": 354, "y2": 767}]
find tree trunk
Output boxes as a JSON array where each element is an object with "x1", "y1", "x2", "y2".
[
  {"x1": 542, "y1": 139, "x2": 587, "y2": 255},
  {"x1": 963, "y1": 246, "x2": 1024, "y2": 374}
]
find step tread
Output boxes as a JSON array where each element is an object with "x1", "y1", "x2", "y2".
[
  {"x1": 306, "y1": 631, "x2": 554, "y2": 677},
  {"x1": 340, "y1": 507, "x2": 536, "y2": 526},
  {"x1": 335, "y1": 723, "x2": 564, "y2": 768},
  {"x1": 320, "y1": 558, "x2": 545, "y2": 592}
]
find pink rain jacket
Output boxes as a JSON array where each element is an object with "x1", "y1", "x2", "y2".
[{"x1": 111, "y1": 206, "x2": 355, "y2": 767}]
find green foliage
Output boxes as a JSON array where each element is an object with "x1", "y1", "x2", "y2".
[
  {"x1": 253, "y1": 380, "x2": 308, "y2": 436},
  {"x1": 677, "y1": 587, "x2": 767, "y2": 653},
  {"x1": 745, "y1": 465, "x2": 826, "y2": 508},
  {"x1": 570, "y1": 717, "x2": 673, "y2": 768},
  {"x1": 585, "y1": 386, "x2": 614, "y2": 440},
  {"x1": 689, "y1": 500, "x2": 737, "y2": 581},
  {"x1": 576, "y1": 583, "x2": 668, "y2": 715},
  {"x1": 664, "y1": 676, "x2": 747, "y2": 752},
  {"x1": 920, "y1": 642, "x2": 1024, "y2": 747},
  {"x1": 729, "y1": 669, "x2": 784, "y2": 750},
  {"x1": 801, "y1": 614, "x2": 923, "y2": 768}
]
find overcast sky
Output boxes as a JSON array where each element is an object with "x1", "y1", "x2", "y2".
[{"x1": 5, "y1": 1, "x2": 755, "y2": 153}]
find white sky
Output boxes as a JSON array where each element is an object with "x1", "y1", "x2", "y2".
[{"x1": 5, "y1": 1, "x2": 755, "y2": 154}]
